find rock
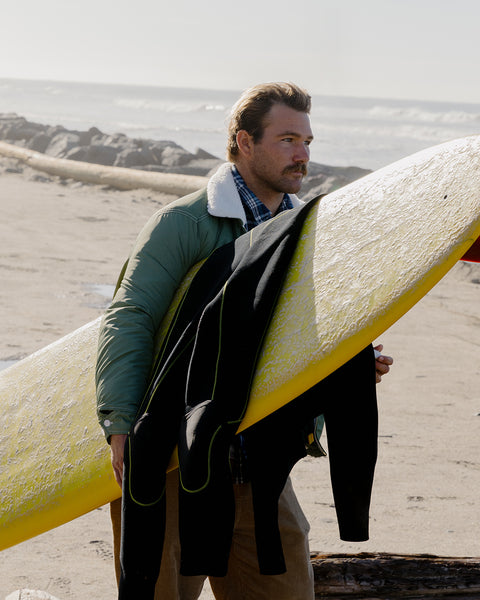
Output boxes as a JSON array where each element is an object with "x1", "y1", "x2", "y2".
[
  {"x1": 160, "y1": 145, "x2": 196, "y2": 167},
  {"x1": 98, "y1": 132, "x2": 130, "y2": 147},
  {"x1": 148, "y1": 140, "x2": 176, "y2": 163},
  {"x1": 0, "y1": 116, "x2": 41, "y2": 142},
  {"x1": 29, "y1": 174, "x2": 53, "y2": 183},
  {"x1": 194, "y1": 147, "x2": 219, "y2": 160},
  {"x1": 7, "y1": 124, "x2": 44, "y2": 142},
  {"x1": 6, "y1": 591, "x2": 62, "y2": 600},
  {"x1": 114, "y1": 146, "x2": 157, "y2": 168},
  {"x1": 65, "y1": 144, "x2": 119, "y2": 166},
  {"x1": 45, "y1": 125, "x2": 67, "y2": 139},
  {"x1": 27, "y1": 132, "x2": 51, "y2": 153},
  {"x1": 302, "y1": 162, "x2": 371, "y2": 199},
  {"x1": 78, "y1": 126, "x2": 103, "y2": 146},
  {"x1": 44, "y1": 132, "x2": 81, "y2": 158}
]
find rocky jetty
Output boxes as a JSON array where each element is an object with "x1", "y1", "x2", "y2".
[{"x1": 0, "y1": 113, "x2": 371, "y2": 198}]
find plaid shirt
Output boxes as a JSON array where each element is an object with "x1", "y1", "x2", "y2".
[
  {"x1": 229, "y1": 165, "x2": 294, "y2": 483},
  {"x1": 232, "y1": 165, "x2": 294, "y2": 230}
]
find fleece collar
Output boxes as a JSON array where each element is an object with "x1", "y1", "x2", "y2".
[{"x1": 207, "y1": 162, "x2": 302, "y2": 226}]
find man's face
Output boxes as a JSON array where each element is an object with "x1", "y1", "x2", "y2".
[{"x1": 248, "y1": 103, "x2": 313, "y2": 196}]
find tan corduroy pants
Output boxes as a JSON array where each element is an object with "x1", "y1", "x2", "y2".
[{"x1": 110, "y1": 471, "x2": 314, "y2": 600}]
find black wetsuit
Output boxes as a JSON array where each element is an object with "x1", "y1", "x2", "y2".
[{"x1": 119, "y1": 199, "x2": 378, "y2": 599}]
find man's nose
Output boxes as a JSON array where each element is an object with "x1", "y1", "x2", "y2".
[{"x1": 294, "y1": 143, "x2": 310, "y2": 163}]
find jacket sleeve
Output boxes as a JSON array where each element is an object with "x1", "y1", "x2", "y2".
[{"x1": 95, "y1": 206, "x2": 206, "y2": 441}]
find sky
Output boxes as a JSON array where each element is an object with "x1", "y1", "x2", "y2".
[{"x1": 1, "y1": 0, "x2": 480, "y2": 103}]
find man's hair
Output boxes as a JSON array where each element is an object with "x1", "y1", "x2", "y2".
[{"x1": 226, "y1": 82, "x2": 311, "y2": 162}]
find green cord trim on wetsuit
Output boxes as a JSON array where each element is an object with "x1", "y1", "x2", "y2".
[
  {"x1": 126, "y1": 436, "x2": 167, "y2": 507},
  {"x1": 142, "y1": 337, "x2": 196, "y2": 414},
  {"x1": 178, "y1": 423, "x2": 223, "y2": 494},
  {"x1": 211, "y1": 281, "x2": 227, "y2": 404}
]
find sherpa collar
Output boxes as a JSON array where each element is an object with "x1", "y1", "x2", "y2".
[{"x1": 207, "y1": 162, "x2": 302, "y2": 226}]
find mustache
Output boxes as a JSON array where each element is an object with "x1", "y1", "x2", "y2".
[{"x1": 283, "y1": 163, "x2": 308, "y2": 176}]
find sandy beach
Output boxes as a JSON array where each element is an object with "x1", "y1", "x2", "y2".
[{"x1": 0, "y1": 155, "x2": 479, "y2": 599}]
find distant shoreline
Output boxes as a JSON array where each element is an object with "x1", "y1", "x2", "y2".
[{"x1": 4, "y1": 79, "x2": 479, "y2": 171}]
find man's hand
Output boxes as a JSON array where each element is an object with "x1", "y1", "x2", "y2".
[
  {"x1": 110, "y1": 433, "x2": 127, "y2": 488},
  {"x1": 374, "y1": 344, "x2": 393, "y2": 383}
]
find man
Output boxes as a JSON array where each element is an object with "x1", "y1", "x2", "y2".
[{"x1": 96, "y1": 82, "x2": 392, "y2": 600}]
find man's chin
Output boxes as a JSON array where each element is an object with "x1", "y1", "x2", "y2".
[{"x1": 283, "y1": 176, "x2": 304, "y2": 194}]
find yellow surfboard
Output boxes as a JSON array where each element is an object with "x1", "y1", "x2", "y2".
[{"x1": 1, "y1": 135, "x2": 480, "y2": 551}]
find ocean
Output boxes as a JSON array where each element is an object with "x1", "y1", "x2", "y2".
[{"x1": 2, "y1": 78, "x2": 480, "y2": 171}]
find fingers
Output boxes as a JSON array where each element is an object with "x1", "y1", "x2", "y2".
[
  {"x1": 374, "y1": 343, "x2": 394, "y2": 383},
  {"x1": 376, "y1": 359, "x2": 392, "y2": 373},
  {"x1": 375, "y1": 360, "x2": 390, "y2": 383},
  {"x1": 110, "y1": 434, "x2": 128, "y2": 488},
  {"x1": 112, "y1": 455, "x2": 124, "y2": 488}
]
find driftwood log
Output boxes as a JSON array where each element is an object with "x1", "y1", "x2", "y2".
[
  {"x1": 312, "y1": 553, "x2": 480, "y2": 599},
  {"x1": 0, "y1": 141, "x2": 208, "y2": 196}
]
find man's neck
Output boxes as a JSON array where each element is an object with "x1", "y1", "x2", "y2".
[
  {"x1": 261, "y1": 194, "x2": 285, "y2": 215},
  {"x1": 233, "y1": 165, "x2": 285, "y2": 214}
]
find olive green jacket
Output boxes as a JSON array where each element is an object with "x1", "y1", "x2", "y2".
[{"x1": 95, "y1": 163, "x2": 301, "y2": 439}]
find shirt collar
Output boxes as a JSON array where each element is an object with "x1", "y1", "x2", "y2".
[{"x1": 231, "y1": 165, "x2": 294, "y2": 231}]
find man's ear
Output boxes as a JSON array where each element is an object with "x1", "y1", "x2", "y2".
[{"x1": 236, "y1": 130, "x2": 254, "y2": 158}]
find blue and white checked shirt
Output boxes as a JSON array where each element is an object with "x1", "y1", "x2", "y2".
[{"x1": 232, "y1": 165, "x2": 294, "y2": 231}]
